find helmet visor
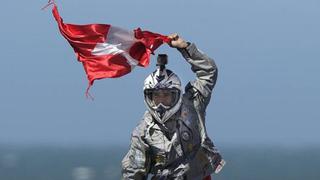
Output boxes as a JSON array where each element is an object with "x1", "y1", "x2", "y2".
[{"x1": 144, "y1": 88, "x2": 180, "y2": 109}]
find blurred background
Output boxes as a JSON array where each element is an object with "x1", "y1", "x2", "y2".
[{"x1": 0, "y1": 0, "x2": 319, "y2": 179}]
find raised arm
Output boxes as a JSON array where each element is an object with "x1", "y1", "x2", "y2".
[{"x1": 168, "y1": 33, "x2": 218, "y2": 109}]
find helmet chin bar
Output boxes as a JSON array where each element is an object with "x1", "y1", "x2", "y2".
[
  {"x1": 151, "y1": 103, "x2": 173, "y2": 121},
  {"x1": 155, "y1": 105, "x2": 167, "y2": 119}
]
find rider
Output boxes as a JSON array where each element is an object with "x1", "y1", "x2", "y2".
[{"x1": 121, "y1": 34, "x2": 225, "y2": 180}]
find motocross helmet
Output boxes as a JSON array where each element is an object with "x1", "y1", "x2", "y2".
[{"x1": 143, "y1": 54, "x2": 183, "y2": 124}]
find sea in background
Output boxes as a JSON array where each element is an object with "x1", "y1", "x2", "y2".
[{"x1": 0, "y1": 144, "x2": 319, "y2": 180}]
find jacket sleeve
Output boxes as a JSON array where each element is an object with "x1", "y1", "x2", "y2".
[
  {"x1": 121, "y1": 120, "x2": 150, "y2": 180},
  {"x1": 178, "y1": 43, "x2": 218, "y2": 109}
]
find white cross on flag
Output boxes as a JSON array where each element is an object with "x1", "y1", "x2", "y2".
[{"x1": 51, "y1": 4, "x2": 170, "y2": 97}]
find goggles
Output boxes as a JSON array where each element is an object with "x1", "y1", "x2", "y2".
[{"x1": 144, "y1": 88, "x2": 180, "y2": 109}]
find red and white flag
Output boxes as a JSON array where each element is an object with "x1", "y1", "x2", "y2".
[{"x1": 50, "y1": 4, "x2": 170, "y2": 97}]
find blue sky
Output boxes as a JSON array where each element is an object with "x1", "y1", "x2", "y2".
[{"x1": 0, "y1": 0, "x2": 319, "y2": 146}]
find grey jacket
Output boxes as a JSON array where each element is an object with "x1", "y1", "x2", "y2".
[{"x1": 122, "y1": 43, "x2": 220, "y2": 180}]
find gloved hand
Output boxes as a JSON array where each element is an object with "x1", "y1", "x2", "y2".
[{"x1": 168, "y1": 33, "x2": 189, "y2": 49}]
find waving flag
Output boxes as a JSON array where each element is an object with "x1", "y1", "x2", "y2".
[{"x1": 50, "y1": 4, "x2": 170, "y2": 97}]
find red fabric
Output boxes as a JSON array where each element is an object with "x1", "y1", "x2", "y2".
[
  {"x1": 203, "y1": 175, "x2": 212, "y2": 180},
  {"x1": 51, "y1": 5, "x2": 170, "y2": 97}
]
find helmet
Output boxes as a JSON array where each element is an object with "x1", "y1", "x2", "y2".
[{"x1": 143, "y1": 54, "x2": 183, "y2": 124}]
